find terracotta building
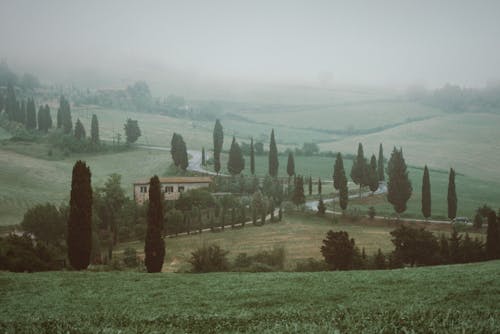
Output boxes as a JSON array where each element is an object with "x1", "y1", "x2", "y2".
[{"x1": 133, "y1": 176, "x2": 212, "y2": 204}]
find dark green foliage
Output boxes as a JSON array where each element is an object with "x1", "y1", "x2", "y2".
[
  {"x1": 318, "y1": 178, "x2": 322, "y2": 195},
  {"x1": 74, "y1": 118, "x2": 86, "y2": 140},
  {"x1": 447, "y1": 168, "x2": 457, "y2": 220},
  {"x1": 317, "y1": 197, "x2": 326, "y2": 216},
  {"x1": 439, "y1": 234, "x2": 450, "y2": 263},
  {"x1": 350, "y1": 143, "x2": 368, "y2": 195},
  {"x1": 448, "y1": 228, "x2": 462, "y2": 263},
  {"x1": 473, "y1": 212, "x2": 483, "y2": 229},
  {"x1": 67, "y1": 160, "x2": 92, "y2": 270},
  {"x1": 321, "y1": 230, "x2": 356, "y2": 270},
  {"x1": 292, "y1": 175, "x2": 305, "y2": 207},
  {"x1": 486, "y1": 211, "x2": 499, "y2": 259},
  {"x1": 286, "y1": 152, "x2": 295, "y2": 177},
  {"x1": 232, "y1": 246, "x2": 285, "y2": 272},
  {"x1": 21, "y1": 203, "x2": 65, "y2": 245},
  {"x1": 333, "y1": 152, "x2": 346, "y2": 191},
  {"x1": 171, "y1": 133, "x2": 189, "y2": 170},
  {"x1": 201, "y1": 147, "x2": 206, "y2": 166},
  {"x1": 189, "y1": 244, "x2": 229, "y2": 273},
  {"x1": 250, "y1": 137, "x2": 255, "y2": 175},
  {"x1": 145, "y1": 175, "x2": 165, "y2": 273},
  {"x1": 165, "y1": 209, "x2": 184, "y2": 236},
  {"x1": 227, "y1": 136, "x2": 245, "y2": 175},
  {"x1": 26, "y1": 98, "x2": 36, "y2": 129},
  {"x1": 213, "y1": 119, "x2": 223, "y2": 174},
  {"x1": 368, "y1": 154, "x2": 378, "y2": 193},
  {"x1": 421, "y1": 165, "x2": 431, "y2": 219},
  {"x1": 308, "y1": 176, "x2": 313, "y2": 195},
  {"x1": 38, "y1": 105, "x2": 51, "y2": 132},
  {"x1": 124, "y1": 118, "x2": 141, "y2": 144},
  {"x1": 387, "y1": 147, "x2": 412, "y2": 215},
  {"x1": 390, "y1": 225, "x2": 439, "y2": 266},
  {"x1": 268, "y1": 129, "x2": 279, "y2": 177},
  {"x1": 123, "y1": 248, "x2": 138, "y2": 267},
  {"x1": 373, "y1": 249, "x2": 386, "y2": 269},
  {"x1": 90, "y1": 114, "x2": 99, "y2": 145},
  {"x1": 58, "y1": 96, "x2": 72, "y2": 134},
  {"x1": 4, "y1": 82, "x2": 16, "y2": 121},
  {"x1": 377, "y1": 143, "x2": 385, "y2": 181}
]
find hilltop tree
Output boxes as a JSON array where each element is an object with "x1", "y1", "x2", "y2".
[
  {"x1": 145, "y1": 175, "x2": 165, "y2": 272},
  {"x1": 227, "y1": 136, "x2": 245, "y2": 175},
  {"x1": 286, "y1": 152, "x2": 295, "y2": 178},
  {"x1": 486, "y1": 211, "x2": 499, "y2": 260},
  {"x1": 213, "y1": 119, "x2": 223, "y2": 175},
  {"x1": 292, "y1": 175, "x2": 305, "y2": 207},
  {"x1": 350, "y1": 143, "x2": 368, "y2": 197},
  {"x1": 368, "y1": 154, "x2": 379, "y2": 193},
  {"x1": 90, "y1": 114, "x2": 99, "y2": 146},
  {"x1": 268, "y1": 129, "x2": 279, "y2": 177},
  {"x1": 378, "y1": 143, "x2": 385, "y2": 181},
  {"x1": 124, "y1": 118, "x2": 141, "y2": 144},
  {"x1": 67, "y1": 160, "x2": 92, "y2": 270},
  {"x1": 447, "y1": 168, "x2": 457, "y2": 220},
  {"x1": 421, "y1": 165, "x2": 431, "y2": 220},
  {"x1": 387, "y1": 147, "x2": 412, "y2": 216},
  {"x1": 250, "y1": 137, "x2": 255, "y2": 175},
  {"x1": 26, "y1": 98, "x2": 36, "y2": 129},
  {"x1": 74, "y1": 119, "x2": 86, "y2": 140}
]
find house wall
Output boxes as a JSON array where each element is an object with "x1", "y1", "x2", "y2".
[{"x1": 134, "y1": 182, "x2": 210, "y2": 205}]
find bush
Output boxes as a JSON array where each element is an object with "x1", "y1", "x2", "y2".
[
  {"x1": 295, "y1": 258, "x2": 329, "y2": 272},
  {"x1": 123, "y1": 247, "x2": 138, "y2": 267},
  {"x1": 189, "y1": 244, "x2": 229, "y2": 273},
  {"x1": 231, "y1": 246, "x2": 286, "y2": 272}
]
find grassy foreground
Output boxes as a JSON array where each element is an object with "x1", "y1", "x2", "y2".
[{"x1": 1, "y1": 261, "x2": 499, "y2": 333}]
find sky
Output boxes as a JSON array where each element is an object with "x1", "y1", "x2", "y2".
[{"x1": 1, "y1": 0, "x2": 500, "y2": 89}]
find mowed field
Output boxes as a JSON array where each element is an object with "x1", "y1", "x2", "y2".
[{"x1": 1, "y1": 261, "x2": 499, "y2": 333}]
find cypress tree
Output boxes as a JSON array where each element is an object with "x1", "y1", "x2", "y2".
[
  {"x1": 308, "y1": 176, "x2": 313, "y2": 195},
  {"x1": 201, "y1": 147, "x2": 206, "y2": 166},
  {"x1": 292, "y1": 175, "x2": 305, "y2": 207},
  {"x1": 350, "y1": 143, "x2": 367, "y2": 197},
  {"x1": 339, "y1": 177, "x2": 348, "y2": 212},
  {"x1": 74, "y1": 119, "x2": 86, "y2": 140},
  {"x1": 378, "y1": 143, "x2": 385, "y2": 181},
  {"x1": 26, "y1": 98, "x2": 36, "y2": 129},
  {"x1": 486, "y1": 211, "x2": 499, "y2": 259},
  {"x1": 5, "y1": 83, "x2": 16, "y2": 121},
  {"x1": 318, "y1": 178, "x2": 322, "y2": 195},
  {"x1": 58, "y1": 96, "x2": 72, "y2": 133},
  {"x1": 213, "y1": 119, "x2": 223, "y2": 175},
  {"x1": 250, "y1": 137, "x2": 255, "y2": 175},
  {"x1": 421, "y1": 165, "x2": 431, "y2": 220},
  {"x1": 37, "y1": 105, "x2": 44, "y2": 132},
  {"x1": 387, "y1": 147, "x2": 412, "y2": 216},
  {"x1": 45, "y1": 105, "x2": 52, "y2": 129},
  {"x1": 368, "y1": 154, "x2": 379, "y2": 193},
  {"x1": 447, "y1": 168, "x2": 457, "y2": 220},
  {"x1": 286, "y1": 152, "x2": 295, "y2": 178},
  {"x1": 144, "y1": 175, "x2": 165, "y2": 272},
  {"x1": 171, "y1": 133, "x2": 179, "y2": 165},
  {"x1": 268, "y1": 129, "x2": 279, "y2": 177},
  {"x1": 333, "y1": 153, "x2": 345, "y2": 191},
  {"x1": 67, "y1": 160, "x2": 92, "y2": 270},
  {"x1": 90, "y1": 114, "x2": 99, "y2": 145},
  {"x1": 227, "y1": 136, "x2": 245, "y2": 175}
]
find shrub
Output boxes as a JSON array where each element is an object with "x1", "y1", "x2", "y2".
[
  {"x1": 232, "y1": 246, "x2": 286, "y2": 272},
  {"x1": 295, "y1": 258, "x2": 329, "y2": 272},
  {"x1": 123, "y1": 247, "x2": 138, "y2": 267},
  {"x1": 321, "y1": 230, "x2": 356, "y2": 270},
  {"x1": 189, "y1": 244, "x2": 229, "y2": 273}
]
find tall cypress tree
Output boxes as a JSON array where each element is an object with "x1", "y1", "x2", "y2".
[
  {"x1": 213, "y1": 119, "x2": 223, "y2": 175},
  {"x1": 377, "y1": 143, "x2": 385, "y2": 181},
  {"x1": 318, "y1": 178, "x2": 322, "y2": 195},
  {"x1": 5, "y1": 83, "x2": 16, "y2": 121},
  {"x1": 268, "y1": 129, "x2": 279, "y2": 177},
  {"x1": 67, "y1": 160, "x2": 92, "y2": 270},
  {"x1": 37, "y1": 105, "x2": 44, "y2": 132},
  {"x1": 339, "y1": 174, "x2": 348, "y2": 212},
  {"x1": 44, "y1": 105, "x2": 52, "y2": 130},
  {"x1": 201, "y1": 147, "x2": 206, "y2": 166},
  {"x1": 368, "y1": 154, "x2": 379, "y2": 193},
  {"x1": 447, "y1": 168, "x2": 457, "y2": 220},
  {"x1": 58, "y1": 96, "x2": 72, "y2": 134},
  {"x1": 90, "y1": 114, "x2": 99, "y2": 145},
  {"x1": 286, "y1": 152, "x2": 295, "y2": 178},
  {"x1": 145, "y1": 175, "x2": 165, "y2": 273},
  {"x1": 421, "y1": 165, "x2": 431, "y2": 220},
  {"x1": 292, "y1": 175, "x2": 305, "y2": 207},
  {"x1": 74, "y1": 119, "x2": 86, "y2": 140},
  {"x1": 250, "y1": 137, "x2": 255, "y2": 175},
  {"x1": 486, "y1": 211, "x2": 499, "y2": 260},
  {"x1": 387, "y1": 147, "x2": 412, "y2": 216},
  {"x1": 26, "y1": 98, "x2": 36, "y2": 129},
  {"x1": 227, "y1": 136, "x2": 245, "y2": 175},
  {"x1": 350, "y1": 143, "x2": 367, "y2": 197},
  {"x1": 308, "y1": 176, "x2": 313, "y2": 195},
  {"x1": 333, "y1": 153, "x2": 348, "y2": 212}
]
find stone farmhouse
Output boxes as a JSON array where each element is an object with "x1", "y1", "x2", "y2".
[{"x1": 133, "y1": 176, "x2": 212, "y2": 204}]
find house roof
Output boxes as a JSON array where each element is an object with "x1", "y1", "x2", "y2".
[{"x1": 134, "y1": 176, "x2": 212, "y2": 185}]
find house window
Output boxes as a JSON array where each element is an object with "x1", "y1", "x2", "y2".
[
  {"x1": 178, "y1": 186, "x2": 185, "y2": 193},
  {"x1": 140, "y1": 186, "x2": 147, "y2": 193},
  {"x1": 165, "y1": 186, "x2": 174, "y2": 193}
]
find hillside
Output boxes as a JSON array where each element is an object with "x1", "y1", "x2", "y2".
[{"x1": 1, "y1": 261, "x2": 499, "y2": 333}]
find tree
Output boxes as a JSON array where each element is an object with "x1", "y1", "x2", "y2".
[
  {"x1": 201, "y1": 147, "x2": 206, "y2": 166},
  {"x1": 38, "y1": 105, "x2": 52, "y2": 133},
  {"x1": 213, "y1": 119, "x2": 223, "y2": 174},
  {"x1": 318, "y1": 178, "x2": 322, "y2": 195},
  {"x1": 74, "y1": 119, "x2": 86, "y2": 140},
  {"x1": 5, "y1": 82, "x2": 16, "y2": 121},
  {"x1": 317, "y1": 197, "x2": 326, "y2": 216},
  {"x1": 321, "y1": 230, "x2": 356, "y2": 270},
  {"x1": 390, "y1": 225, "x2": 439, "y2": 266},
  {"x1": 170, "y1": 133, "x2": 188, "y2": 170},
  {"x1": 124, "y1": 118, "x2": 141, "y2": 144},
  {"x1": 189, "y1": 244, "x2": 229, "y2": 272},
  {"x1": 373, "y1": 249, "x2": 386, "y2": 269},
  {"x1": 377, "y1": 143, "x2": 385, "y2": 181},
  {"x1": 227, "y1": 136, "x2": 245, "y2": 175},
  {"x1": 334, "y1": 153, "x2": 348, "y2": 212},
  {"x1": 292, "y1": 176, "x2": 305, "y2": 207},
  {"x1": 486, "y1": 211, "x2": 499, "y2": 260},
  {"x1": 144, "y1": 175, "x2": 165, "y2": 272},
  {"x1": 447, "y1": 168, "x2": 457, "y2": 220},
  {"x1": 250, "y1": 137, "x2": 255, "y2": 175},
  {"x1": 368, "y1": 154, "x2": 378, "y2": 193},
  {"x1": 26, "y1": 98, "x2": 36, "y2": 130},
  {"x1": 58, "y1": 96, "x2": 72, "y2": 134},
  {"x1": 268, "y1": 129, "x2": 279, "y2": 177},
  {"x1": 286, "y1": 152, "x2": 295, "y2": 178},
  {"x1": 308, "y1": 176, "x2": 313, "y2": 195},
  {"x1": 67, "y1": 160, "x2": 92, "y2": 270},
  {"x1": 387, "y1": 147, "x2": 412, "y2": 216},
  {"x1": 421, "y1": 165, "x2": 431, "y2": 220},
  {"x1": 350, "y1": 143, "x2": 368, "y2": 197},
  {"x1": 90, "y1": 114, "x2": 99, "y2": 146},
  {"x1": 21, "y1": 203, "x2": 65, "y2": 245}
]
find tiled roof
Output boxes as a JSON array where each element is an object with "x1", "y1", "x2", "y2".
[{"x1": 134, "y1": 176, "x2": 212, "y2": 185}]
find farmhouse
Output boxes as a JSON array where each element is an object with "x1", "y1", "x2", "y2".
[{"x1": 133, "y1": 176, "x2": 212, "y2": 204}]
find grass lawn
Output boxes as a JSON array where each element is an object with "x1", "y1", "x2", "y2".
[{"x1": 0, "y1": 261, "x2": 499, "y2": 333}]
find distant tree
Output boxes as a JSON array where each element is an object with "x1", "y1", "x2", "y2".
[
  {"x1": 268, "y1": 129, "x2": 279, "y2": 177},
  {"x1": 5, "y1": 82, "x2": 16, "y2": 121},
  {"x1": 201, "y1": 147, "x2": 206, "y2": 166},
  {"x1": 67, "y1": 160, "x2": 92, "y2": 270},
  {"x1": 390, "y1": 225, "x2": 439, "y2": 266},
  {"x1": 21, "y1": 203, "x2": 65, "y2": 245},
  {"x1": 26, "y1": 98, "x2": 36, "y2": 129},
  {"x1": 37, "y1": 105, "x2": 44, "y2": 132},
  {"x1": 286, "y1": 152, "x2": 295, "y2": 178},
  {"x1": 377, "y1": 143, "x2": 385, "y2": 181},
  {"x1": 254, "y1": 142, "x2": 264, "y2": 155},
  {"x1": 350, "y1": 143, "x2": 368, "y2": 197},
  {"x1": 387, "y1": 147, "x2": 412, "y2": 216},
  {"x1": 170, "y1": 133, "x2": 188, "y2": 170},
  {"x1": 421, "y1": 165, "x2": 431, "y2": 220},
  {"x1": 144, "y1": 175, "x2": 165, "y2": 273},
  {"x1": 308, "y1": 176, "x2": 313, "y2": 195},
  {"x1": 74, "y1": 119, "x2": 86, "y2": 140},
  {"x1": 473, "y1": 212, "x2": 483, "y2": 229},
  {"x1": 318, "y1": 178, "x2": 322, "y2": 195},
  {"x1": 58, "y1": 96, "x2": 72, "y2": 134},
  {"x1": 38, "y1": 105, "x2": 52, "y2": 133},
  {"x1": 250, "y1": 137, "x2": 255, "y2": 175},
  {"x1": 447, "y1": 168, "x2": 457, "y2": 220},
  {"x1": 292, "y1": 176, "x2": 306, "y2": 207},
  {"x1": 189, "y1": 244, "x2": 229, "y2": 273},
  {"x1": 213, "y1": 119, "x2": 223, "y2": 175},
  {"x1": 333, "y1": 153, "x2": 348, "y2": 212},
  {"x1": 321, "y1": 230, "x2": 356, "y2": 270},
  {"x1": 368, "y1": 154, "x2": 378, "y2": 193},
  {"x1": 90, "y1": 114, "x2": 99, "y2": 146},
  {"x1": 486, "y1": 211, "x2": 499, "y2": 260},
  {"x1": 227, "y1": 136, "x2": 245, "y2": 175},
  {"x1": 373, "y1": 249, "x2": 386, "y2": 269},
  {"x1": 124, "y1": 118, "x2": 141, "y2": 144},
  {"x1": 317, "y1": 197, "x2": 326, "y2": 216}
]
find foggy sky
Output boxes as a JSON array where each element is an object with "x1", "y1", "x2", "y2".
[{"x1": 1, "y1": 0, "x2": 500, "y2": 88}]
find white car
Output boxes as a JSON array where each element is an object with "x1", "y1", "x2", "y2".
[{"x1": 452, "y1": 217, "x2": 471, "y2": 225}]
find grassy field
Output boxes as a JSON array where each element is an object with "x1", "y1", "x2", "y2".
[
  {"x1": 116, "y1": 213, "x2": 483, "y2": 273},
  {"x1": 1, "y1": 261, "x2": 499, "y2": 333}
]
